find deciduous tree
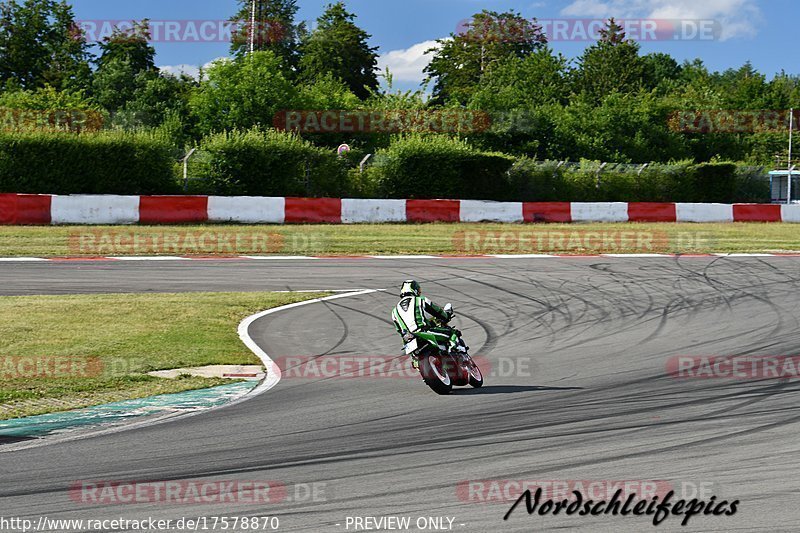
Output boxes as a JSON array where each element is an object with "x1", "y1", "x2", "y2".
[
  {"x1": 424, "y1": 10, "x2": 546, "y2": 105},
  {"x1": 298, "y1": 2, "x2": 378, "y2": 99},
  {"x1": 230, "y1": 0, "x2": 303, "y2": 74},
  {"x1": 0, "y1": 0, "x2": 91, "y2": 91}
]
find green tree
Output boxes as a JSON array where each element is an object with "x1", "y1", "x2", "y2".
[
  {"x1": 671, "y1": 59, "x2": 723, "y2": 107},
  {"x1": 230, "y1": 0, "x2": 303, "y2": 74},
  {"x1": 642, "y1": 52, "x2": 682, "y2": 93},
  {"x1": 0, "y1": 84, "x2": 100, "y2": 133},
  {"x1": 424, "y1": 10, "x2": 547, "y2": 105},
  {"x1": 716, "y1": 62, "x2": 768, "y2": 109},
  {"x1": 96, "y1": 20, "x2": 156, "y2": 74},
  {"x1": 90, "y1": 19, "x2": 193, "y2": 138},
  {"x1": 550, "y1": 92, "x2": 689, "y2": 163},
  {"x1": 467, "y1": 48, "x2": 569, "y2": 157},
  {"x1": 0, "y1": 84, "x2": 94, "y2": 110},
  {"x1": 91, "y1": 58, "x2": 140, "y2": 113},
  {"x1": 572, "y1": 18, "x2": 646, "y2": 100},
  {"x1": 92, "y1": 21, "x2": 158, "y2": 114},
  {"x1": 469, "y1": 47, "x2": 569, "y2": 110},
  {"x1": 294, "y1": 73, "x2": 359, "y2": 110},
  {"x1": 679, "y1": 59, "x2": 712, "y2": 87},
  {"x1": 663, "y1": 59, "x2": 744, "y2": 162},
  {"x1": 123, "y1": 72, "x2": 196, "y2": 138},
  {"x1": 764, "y1": 71, "x2": 800, "y2": 109},
  {"x1": 0, "y1": 0, "x2": 92, "y2": 91},
  {"x1": 189, "y1": 52, "x2": 297, "y2": 134},
  {"x1": 367, "y1": 69, "x2": 429, "y2": 111},
  {"x1": 298, "y1": 2, "x2": 378, "y2": 100}
]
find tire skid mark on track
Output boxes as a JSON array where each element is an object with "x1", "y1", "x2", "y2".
[{"x1": 5, "y1": 258, "x2": 800, "y2": 531}]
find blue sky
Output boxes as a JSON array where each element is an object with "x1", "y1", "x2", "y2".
[{"x1": 69, "y1": 0, "x2": 797, "y2": 90}]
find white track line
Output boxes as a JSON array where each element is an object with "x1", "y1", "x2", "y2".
[
  {"x1": 1, "y1": 289, "x2": 382, "y2": 453},
  {"x1": 366, "y1": 255, "x2": 439, "y2": 259},
  {"x1": 241, "y1": 256, "x2": 319, "y2": 260},
  {"x1": 108, "y1": 256, "x2": 186, "y2": 261},
  {"x1": 602, "y1": 254, "x2": 671, "y2": 258},
  {"x1": 2, "y1": 254, "x2": 799, "y2": 262},
  {"x1": 486, "y1": 254, "x2": 557, "y2": 258},
  {"x1": 712, "y1": 253, "x2": 774, "y2": 257},
  {"x1": 271, "y1": 289, "x2": 373, "y2": 293},
  {"x1": 238, "y1": 289, "x2": 383, "y2": 398}
]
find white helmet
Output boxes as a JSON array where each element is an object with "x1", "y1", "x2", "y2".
[{"x1": 400, "y1": 280, "x2": 421, "y2": 297}]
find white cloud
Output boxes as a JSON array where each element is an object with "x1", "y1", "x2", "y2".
[
  {"x1": 159, "y1": 64, "x2": 201, "y2": 79},
  {"x1": 561, "y1": 0, "x2": 612, "y2": 18},
  {"x1": 560, "y1": 0, "x2": 762, "y2": 40},
  {"x1": 377, "y1": 40, "x2": 443, "y2": 83},
  {"x1": 159, "y1": 57, "x2": 230, "y2": 80}
]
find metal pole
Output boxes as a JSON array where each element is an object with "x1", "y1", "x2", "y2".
[
  {"x1": 359, "y1": 154, "x2": 373, "y2": 174},
  {"x1": 554, "y1": 160, "x2": 565, "y2": 179},
  {"x1": 182, "y1": 148, "x2": 197, "y2": 192},
  {"x1": 789, "y1": 108, "x2": 794, "y2": 204},
  {"x1": 249, "y1": 0, "x2": 256, "y2": 55},
  {"x1": 596, "y1": 162, "x2": 607, "y2": 189}
]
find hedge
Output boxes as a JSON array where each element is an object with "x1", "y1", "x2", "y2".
[
  {"x1": 508, "y1": 159, "x2": 769, "y2": 203},
  {"x1": 369, "y1": 135, "x2": 516, "y2": 200},
  {"x1": 194, "y1": 129, "x2": 347, "y2": 197},
  {"x1": 0, "y1": 130, "x2": 178, "y2": 195},
  {"x1": 0, "y1": 128, "x2": 771, "y2": 203}
]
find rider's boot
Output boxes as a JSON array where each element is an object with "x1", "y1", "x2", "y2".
[{"x1": 449, "y1": 339, "x2": 469, "y2": 362}]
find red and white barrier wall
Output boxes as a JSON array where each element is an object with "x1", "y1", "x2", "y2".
[{"x1": 2, "y1": 194, "x2": 800, "y2": 224}]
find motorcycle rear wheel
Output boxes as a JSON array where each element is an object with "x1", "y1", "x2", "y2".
[{"x1": 420, "y1": 353, "x2": 453, "y2": 395}]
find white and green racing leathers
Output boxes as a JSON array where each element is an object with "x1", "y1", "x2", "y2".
[{"x1": 392, "y1": 295, "x2": 454, "y2": 348}]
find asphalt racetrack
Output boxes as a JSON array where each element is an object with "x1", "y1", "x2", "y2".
[{"x1": 2, "y1": 256, "x2": 800, "y2": 532}]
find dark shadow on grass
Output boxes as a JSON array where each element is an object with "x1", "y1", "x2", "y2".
[{"x1": 452, "y1": 385, "x2": 584, "y2": 395}]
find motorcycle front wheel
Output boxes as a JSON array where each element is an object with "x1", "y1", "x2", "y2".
[
  {"x1": 420, "y1": 353, "x2": 454, "y2": 395},
  {"x1": 467, "y1": 357, "x2": 484, "y2": 388}
]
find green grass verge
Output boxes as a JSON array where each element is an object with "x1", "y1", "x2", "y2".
[
  {"x1": 1, "y1": 223, "x2": 799, "y2": 256},
  {"x1": 0, "y1": 291, "x2": 329, "y2": 420}
]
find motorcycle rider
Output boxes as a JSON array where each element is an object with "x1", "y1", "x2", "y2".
[{"x1": 391, "y1": 280, "x2": 466, "y2": 368}]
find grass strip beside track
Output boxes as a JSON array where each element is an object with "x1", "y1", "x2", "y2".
[
  {"x1": 0, "y1": 291, "x2": 329, "y2": 420},
  {"x1": 1, "y1": 223, "x2": 800, "y2": 256}
]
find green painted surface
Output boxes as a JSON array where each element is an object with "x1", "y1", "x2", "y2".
[{"x1": 0, "y1": 381, "x2": 255, "y2": 438}]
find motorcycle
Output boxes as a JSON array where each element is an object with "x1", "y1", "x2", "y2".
[{"x1": 402, "y1": 304, "x2": 484, "y2": 395}]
